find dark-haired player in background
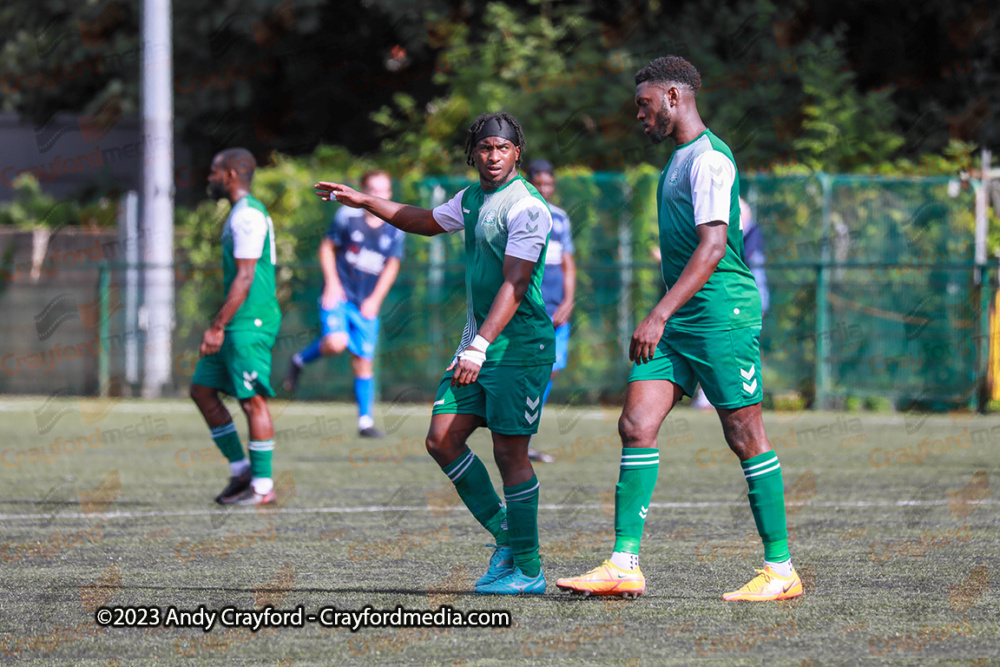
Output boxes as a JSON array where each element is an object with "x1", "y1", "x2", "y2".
[
  {"x1": 284, "y1": 170, "x2": 403, "y2": 438},
  {"x1": 315, "y1": 112, "x2": 554, "y2": 595},
  {"x1": 190, "y1": 148, "x2": 282, "y2": 505},
  {"x1": 557, "y1": 56, "x2": 801, "y2": 601},
  {"x1": 525, "y1": 159, "x2": 576, "y2": 463}
]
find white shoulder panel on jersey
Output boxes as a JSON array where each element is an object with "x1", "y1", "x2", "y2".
[
  {"x1": 231, "y1": 205, "x2": 269, "y2": 259},
  {"x1": 431, "y1": 188, "x2": 469, "y2": 234},
  {"x1": 690, "y1": 150, "x2": 736, "y2": 226},
  {"x1": 505, "y1": 196, "x2": 552, "y2": 262}
]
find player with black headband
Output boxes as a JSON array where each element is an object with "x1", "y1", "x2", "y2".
[{"x1": 315, "y1": 112, "x2": 555, "y2": 595}]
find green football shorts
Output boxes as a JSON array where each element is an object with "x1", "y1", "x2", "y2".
[
  {"x1": 191, "y1": 329, "x2": 277, "y2": 399},
  {"x1": 432, "y1": 363, "x2": 552, "y2": 435},
  {"x1": 629, "y1": 326, "x2": 763, "y2": 409}
]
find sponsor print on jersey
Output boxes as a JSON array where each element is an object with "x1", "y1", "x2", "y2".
[{"x1": 345, "y1": 247, "x2": 388, "y2": 275}]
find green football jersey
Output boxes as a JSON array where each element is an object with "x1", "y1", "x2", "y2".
[
  {"x1": 432, "y1": 175, "x2": 555, "y2": 366},
  {"x1": 221, "y1": 194, "x2": 281, "y2": 334},
  {"x1": 657, "y1": 129, "x2": 761, "y2": 332}
]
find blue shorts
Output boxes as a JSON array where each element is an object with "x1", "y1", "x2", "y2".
[
  {"x1": 552, "y1": 323, "x2": 570, "y2": 372},
  {"x1": 320, "y1": 301, "x2": 379, "y2": 360}
]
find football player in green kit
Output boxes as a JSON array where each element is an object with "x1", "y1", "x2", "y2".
[
  {"x1": 191, "y1": 148, "x2": 282, "y2": 506},
  {"x1": 315, "y1": 113, "x2": 554, "y2": 595},
  {"x1": 557, "y1": 57, "x2": 802, "y2": 601}
]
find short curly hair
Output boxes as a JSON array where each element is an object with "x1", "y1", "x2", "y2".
[
  {"x1": 464, "y1": 112, "x2": 526, "y2": 168},
  {"x1": 635, "y1": 56, "x2": 701, "y2": 95}
]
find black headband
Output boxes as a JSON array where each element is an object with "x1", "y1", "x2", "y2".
[{"x1": 473, "y1": 117, "x2": 520, "y2": 146}]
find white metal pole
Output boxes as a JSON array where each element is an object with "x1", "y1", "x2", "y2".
[{"x1": 141, "y1": 0, "x2": 174, "y2": 398}]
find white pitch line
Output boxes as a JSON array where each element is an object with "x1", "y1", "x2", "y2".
[{"x1": 0, "y1": 499, "x2": 995, "y2": 522}]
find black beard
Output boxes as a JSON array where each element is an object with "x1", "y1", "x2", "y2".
[
  {"x1": 479, "y1": 165, "x2": 513, "y2": 190},
  {"x1": 207, "y1": 181, "x2": 228, "y2": 201},
  {"x1": 647, "y1": 107, "x2": 672, "y2": 145}
]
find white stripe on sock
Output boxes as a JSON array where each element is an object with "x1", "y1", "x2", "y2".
[
  {"x1": 504, "y1": 481, "x2": 540, "y2": 502},
  {"x1": 745, "y1": 463, "x2": 781, "y2": 478},
  {"x1": 447, "y1": 451, "x2": 476, "y2": 481},
  {"x1": 248, "y1": 440, "x2": 275, "y2": 451},
  {"x1": 210, "y1": 422, "x2": 237, "y2": 437},
  {"x1": 742, "y1": 455, "x2": 778, "y2": 472}
]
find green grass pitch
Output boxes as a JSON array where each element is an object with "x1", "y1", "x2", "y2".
[{"x1": 0, "y1": 397, "x2": 997, "y2": 665}]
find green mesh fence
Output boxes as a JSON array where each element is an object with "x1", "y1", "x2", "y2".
[{"x1": 0, "y1": 173, "x2": 991, "y2": 412}]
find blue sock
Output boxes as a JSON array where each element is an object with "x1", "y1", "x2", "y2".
[
  {"x1": 542, "y1": 378, "x2": 554, "y2": 406},
  {"x1": 355, "y1": 376, "x2": 374, "y2": 419},
  {"x1": 296, "y1": 338, "x2": 322, "y2": 365}
]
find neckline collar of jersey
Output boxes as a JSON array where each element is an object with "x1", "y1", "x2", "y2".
[
  {"x1": 481, "y1": 173, "x2": 523, "y2": 195},
  {"x1": 674, "y1": 128, "x2": 711, "y2": 150}
]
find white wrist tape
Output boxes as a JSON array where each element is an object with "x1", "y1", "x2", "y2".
[{"x1": 458, "y1": 335, "x2": 491, "y2": 368}]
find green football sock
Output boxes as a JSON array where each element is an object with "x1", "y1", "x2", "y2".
[
  {"x1": 248, "y1": 439, "x2": 274, "y2": 479},
  {"x1": 442, "y1": 450, "x2": 508, "y2": 546},
  {"x1": 741, "y1": 451, "x2": 790, "y2": 563},
  {"x1": 613, "y1": 448, "x2": 660, "y2": 555},
  {"x1": 504, "y1": 476, "x2": 541, "y2": 577},
  {"x1": 210, "y1": 421, "x2": 244, "y2": 463}
]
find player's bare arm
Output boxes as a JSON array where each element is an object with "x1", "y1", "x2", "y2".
[
  {"x1": 552, "y1": 252, "x2": 576, "y2": 328},
  {"x1": 630, "y1": 221, "x2": 727, "y2": 364},
  {"x1": 450, "y1": 255, "x2": 536, "y2": 388},
  {"x1": 318, "y1": 238, "x2": 346, "y2": 308},
  {"x1": 360, "y1": 256, "x2": 401, "y2": 319},
  {"x1": 200, "y1": 257, "x2": 257, "y2": 357},
  {"x1": 314, "y1": 182, "x2": 445, "y2": 237}
]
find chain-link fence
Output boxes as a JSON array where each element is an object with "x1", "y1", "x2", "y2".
[{"x1": 0, "y1": 173, "x2": 993, "y2": 412}]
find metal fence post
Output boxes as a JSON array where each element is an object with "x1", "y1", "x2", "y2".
[
  {"x1": 99, "y1": 263, "x2": 111, "y2": 395},
  {"x1": 815, "y1": 172, "x2": 832, "y2": 410}
]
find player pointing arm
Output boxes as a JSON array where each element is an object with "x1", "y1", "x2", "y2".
[{"x1": 315, "y1": 112, "x2": 555, "y2": 595}]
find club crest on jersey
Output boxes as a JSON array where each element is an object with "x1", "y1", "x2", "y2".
[
  {"x1": 481, "y1": 210, "x2": 499, "y2": 228},
  {"x1": 351, "y1": 229, "x2": 365, "y2": 243},
  {"x1": 668, "y1": 168, "x2": 680, "y2": 185}
]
